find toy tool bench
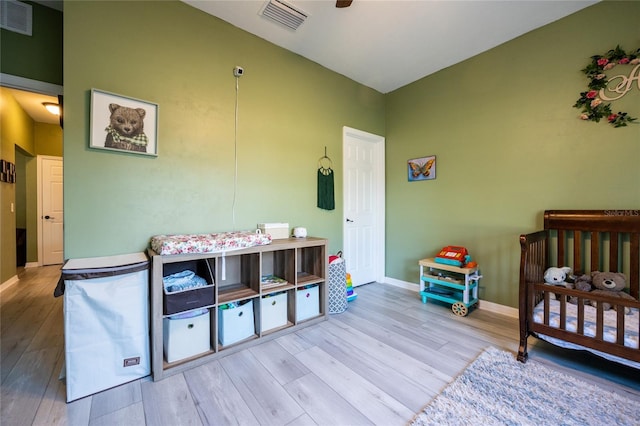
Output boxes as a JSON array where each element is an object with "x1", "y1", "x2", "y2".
[{"x1": 419, "y1": 258, "x2": 482, "y2": 316}]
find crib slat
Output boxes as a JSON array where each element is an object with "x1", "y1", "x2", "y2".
[
  {"x1": 630, "y1": 233, "x2": 639, "y2": 299},
  {"x1": 557, "y1": 230, "x2": 566, "y2": 267},
  {"x1": 559, "y1": 297, "x2": 566, "y2": 330},
  {"x1": 616, "y1": 307, "x2": 625, "y2": 345},
  {"x1": 590, "y1": 231, "x2": 599, "y2": 273},
  {"x1": 596, "y1": 304, "x2": 604, "y2": 340},
  {"x1": 573, "y1": 230, "x2": 582, "y2": 274},
  {"x1": 610, "y1": 231, "x2": 619, "y2": 272},
  {"x1": 544, "y1": 292, "x2": 550, "y2": 325},
  {"x1": 576, "y1": 299, "x2": 584, "y2": 335}
]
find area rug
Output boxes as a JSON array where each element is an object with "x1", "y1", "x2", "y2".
[{"x1": 411, "y1": 347, "x2": 639, "y2": 426}]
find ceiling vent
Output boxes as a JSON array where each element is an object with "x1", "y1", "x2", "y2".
[
  {"x1": 0, "y1": 0, "x2": 32, "y2": 36},
  {"x1": 259, "y1": 0, "x2": 308, "y2": 31}
]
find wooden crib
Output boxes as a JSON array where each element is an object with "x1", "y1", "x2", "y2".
[{"x1": 518, "y1": 210, "x2": 640, "y2": 366}]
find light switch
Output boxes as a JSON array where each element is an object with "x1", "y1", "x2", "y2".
[{"x1": 10, "y1": 203, "x2": 14, "y2": 213}]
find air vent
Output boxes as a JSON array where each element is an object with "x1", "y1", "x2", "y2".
[
  {"x1": 259, "y1": 0, "x2": 308, "y2": 31},
  {"x1": 0, "y1": 0, "x2": 32, "y2": 36}
]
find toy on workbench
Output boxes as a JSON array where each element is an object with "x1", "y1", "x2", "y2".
[{"x1": 434, "y1": 246, "x2": 477, "y2": 268}]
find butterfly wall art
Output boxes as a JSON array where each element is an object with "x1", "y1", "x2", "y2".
[{"x1": 407, "y1": 155, "x2": 436, "y2": 182}]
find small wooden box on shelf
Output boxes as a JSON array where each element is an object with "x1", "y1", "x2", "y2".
[{"x1": 149, "y1": 237, "x2": 328, "y2": 381}]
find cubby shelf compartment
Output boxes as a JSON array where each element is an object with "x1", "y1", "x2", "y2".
[{"x1": 149, "y1": 237, "x2": 328, "y2": 381}]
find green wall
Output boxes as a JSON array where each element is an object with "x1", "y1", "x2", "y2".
[
  {"x1": 385, "y1": 1, "x2": 640, "y2": 307},
  {"x1": 63, "y1": 1, "x2": 385, "y2": 259},
  {"x1": 63, "y1": 1, "x2": 639, "y2": 309},
  {"x1": 0, "y1": 1, "x2": 63, "y2": 86}
]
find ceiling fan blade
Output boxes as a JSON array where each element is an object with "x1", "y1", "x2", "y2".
[{"x1": 336, "y1": 0, "x2": 352, "y2": 8}]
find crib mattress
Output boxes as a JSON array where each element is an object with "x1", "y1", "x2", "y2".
[
  {"x1": 533, "y1": 299, "x2": 640, "y2": 368},
  {"x1": 151, "y1": 231, "x2": 271, "y2": 255}
]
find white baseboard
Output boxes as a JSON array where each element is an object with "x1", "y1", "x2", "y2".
[
  {"x1": 478, "y1": 299, "x2": 518, "y2": 318},
  {"x1": 382, "y1": 276, "x2": 419, "y2": 291},
  {"x1": 382, "y1": 276, "x2": 518, "y2": 318},
  {"x1": 25, "y1": 262, "x2": 40, "y2": 268},
  {"x1": 0, "y1": 275, "x2": 19, "y2": 294}
]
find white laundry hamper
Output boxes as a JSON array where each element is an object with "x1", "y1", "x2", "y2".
[{"x1": 60, "y1": 252, "x2": 150, "y2": 402}]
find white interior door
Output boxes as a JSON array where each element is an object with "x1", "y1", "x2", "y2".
[
  {"x1": 342, "y1": 127, "x2": 385, "y2": 286},
  {"x1": 38, "y1": 156, "x2": 64, "y2": 265}
]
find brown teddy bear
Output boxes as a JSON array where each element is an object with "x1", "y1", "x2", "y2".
[
  {"x1": 589, "y1": 271, "x2": 636, "y2": 314},
  {"x1": 567, "y1": 273, "x2": 592, "y2": 305}
]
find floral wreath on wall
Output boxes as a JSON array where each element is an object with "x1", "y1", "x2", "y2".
[{"x1": 573, "y1": 45, "x2": 639, "y2": 128}]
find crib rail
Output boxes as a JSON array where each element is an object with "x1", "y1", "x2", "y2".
[
  {"x1": 544, "y1": 210, "x2": 640, "y2": 298},
  {"x1": 518, "y1": 210, "x2": 640, "y2": 364},
  {"x1": 527, "y1": 283, "x2": 640, "y2": 362}
]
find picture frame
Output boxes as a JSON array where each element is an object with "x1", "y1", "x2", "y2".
[
  {"x1": 8, "y1": 161, "x2": 15, "y2": 183},
  {"x1": 90, "y1": 89, "x2": 158, "y2": 156},
  {"x1": 407, "y1": 155, "x2": 436, "y2": 182},
  {"x1": 0, "y1": 159, "x2": 6, "y2": 183}
]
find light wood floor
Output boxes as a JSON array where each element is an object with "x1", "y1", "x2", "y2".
[{"x1": 1, "y1": 265, "x2": 639, "y2": 425}]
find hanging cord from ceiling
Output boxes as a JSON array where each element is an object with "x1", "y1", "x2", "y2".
[{"x1": 232, "y1": 72, "x2": 240, "y2": 231}]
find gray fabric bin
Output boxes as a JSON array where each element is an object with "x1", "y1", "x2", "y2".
[{"x1": 328, "y1": 258, "x2": 348, "y2": 314}]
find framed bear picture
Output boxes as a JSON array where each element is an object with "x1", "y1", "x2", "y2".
[{"x1": 90, "y1": 89, "x2": 158, "y2": 157}]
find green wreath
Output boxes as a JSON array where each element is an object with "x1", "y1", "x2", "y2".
[{"x1": 573, "y1": 45, "x2": 639, "y2": 128}]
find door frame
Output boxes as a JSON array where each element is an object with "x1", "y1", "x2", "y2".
[
  {"x1": 37, "y1": 155, "x2": 63, "y2": 266},
  {"x1": 2, "y1": 74, "x2": 63, "y2": 268},
  {"x1": 342, "y1": 126, "x2": 385, "y2": 285}
]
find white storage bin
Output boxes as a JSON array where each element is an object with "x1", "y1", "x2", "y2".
[
  {"x1": 218, "y1": 300, "x2": 256, "y2": 346},
  {"x1": 296, "y1": 285, "x2": 320, "y2": 321},
  {"x1": 261, "y1": 292, "x2": 288, "y2": 332},
  {"x1": 163, "y1": 310, "x2": 211, "y2": 363},
  {"x1": 258, "y1": 223, "x2": 290, "y2": 239},
  {"x1": 61, "y1": 252, "x2": 150, "y2": 402}
]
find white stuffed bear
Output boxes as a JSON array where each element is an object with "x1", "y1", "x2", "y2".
[{"x1": 543, "y1": 266, "x2": 572, "y2": 300}]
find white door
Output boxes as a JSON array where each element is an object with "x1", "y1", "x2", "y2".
[
  {"x1": 39, "y1": 156, "x2": 64, "y2": 265},
  {"x1": 342, "y1": 127, "x2": 385, "y2": 286}
]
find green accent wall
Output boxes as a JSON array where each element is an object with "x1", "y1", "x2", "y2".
[
  {"x1": 385, "y1": 1, "x2": 640, "y2": 307},
  {"x1": 45, "y1": 0, "x2": 639, "y2": 309},
  {"x1": 63, "y1": 1, "x2": 385, "y2": 259},
  {"x1": 0, "y1": 1, "x2": 63, "y2": 85}
]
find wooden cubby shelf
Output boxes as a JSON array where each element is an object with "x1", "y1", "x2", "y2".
[{"x1": 149, "y1": 237, "x2": 328, "y2": 381}]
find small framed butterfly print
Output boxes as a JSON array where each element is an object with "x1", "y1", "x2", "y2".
[{"x1": 407, "y1": 155, "x2": 436, "y2": 182}]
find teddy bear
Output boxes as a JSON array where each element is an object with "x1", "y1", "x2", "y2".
[
  {"x1": 589, "y1": 271, "x2": 636, "y2": 314},
  {"x1": 567, "y1": 273, "x2": 593, "y2": 305},
  {"x1": 104, "y1": 103, "x2": 149, "y2": 153},
  {"x1": 543, "y1": 266, "x2": 572, "y2": 300}
]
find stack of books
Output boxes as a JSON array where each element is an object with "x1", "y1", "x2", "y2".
[{"x1": 261, "y1": 274, "x2": 288, "y2": 289}]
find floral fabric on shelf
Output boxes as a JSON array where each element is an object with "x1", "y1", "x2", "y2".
[{"x1": 151, "y1": 231, "x2": 272, "y2": 255}]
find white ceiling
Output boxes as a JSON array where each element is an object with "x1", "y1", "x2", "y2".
[
  {"x1": 183, "y1": 0, "x2": 598, "y2": 93},
  {"x1": 9, "y1": 0, "x2": 598, "y2": 124}
]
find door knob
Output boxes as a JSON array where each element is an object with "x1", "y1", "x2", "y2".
[
  {"x1": 346, "y1": 218, "x2": 354, "y2": 223},
  {"x1": 44, "y1": 215, "x2": 54, "y2": 220}
]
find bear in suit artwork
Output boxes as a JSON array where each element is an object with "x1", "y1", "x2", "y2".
[{"x1": 104, "y1": 103, "x2": 149, "y2": 153}]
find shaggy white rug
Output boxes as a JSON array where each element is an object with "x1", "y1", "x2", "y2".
[{"x1": 411, "y1": 347, "x2": 639, "y2": 426}]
